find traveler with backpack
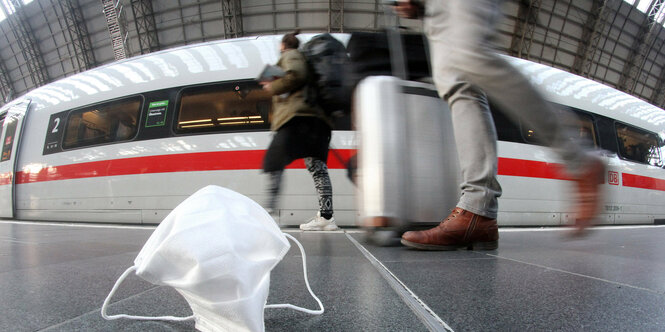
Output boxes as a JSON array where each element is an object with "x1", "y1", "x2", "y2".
[{"x1": 260, "y1": 30, "x2": 339, "y2": 231}]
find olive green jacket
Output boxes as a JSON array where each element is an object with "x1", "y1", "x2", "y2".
[{"x1": 269, "y1": 49, "x2": 328, "y2": 130}]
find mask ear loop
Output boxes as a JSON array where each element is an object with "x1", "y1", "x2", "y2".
[
  {"x1": 101, "y1": 232, "x2": 323, "y2": 321},
  {"x1": 101, "y1": 266, "x2": 195, "y2": 321},
  {"x1": 265, "y1": 232, "x2": 325, "y2": 315}
]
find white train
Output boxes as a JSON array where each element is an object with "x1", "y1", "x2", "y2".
[{"x1": 0, "y1": 34, "x2": 663, "y2": 227}]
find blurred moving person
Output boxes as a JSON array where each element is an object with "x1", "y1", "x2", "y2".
[
  {"x1": 393, "y1": 0, "x2": 605, "y2": 250},
  {"x1": 260, "y1": 30, "x2": 339, "y2": 231}
]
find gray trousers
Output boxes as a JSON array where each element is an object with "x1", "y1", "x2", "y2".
[{"x1": 423, "y1": 0, "x2": 587, "y2": 218}]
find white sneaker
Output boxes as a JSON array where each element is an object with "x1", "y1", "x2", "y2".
[{"x1": 299, "y1": 212, "x2": 339, "y2": 231}]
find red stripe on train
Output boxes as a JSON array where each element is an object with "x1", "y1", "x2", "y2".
[
  {"x1": 497, "y1": 159, "x2": 665, "y2": 191},
  {"x1": 622, "y1": 173, "x2": 665, "y2": 191},
  {"x1": 12, "y1": 149, "x2": 356, "y2": 184},
  {"x1": 3, "y1": 153, "x2": 663, "y2": 192},
  {"x1": 497, "y1": 158, "x2": 570, "y2": 180}
]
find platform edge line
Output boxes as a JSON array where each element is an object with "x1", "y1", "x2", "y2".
[
  {"x1": 344, "y1": 232, "x2": 454, "y2": 332},
  {"x1": 480, "y1": 252, "x2": 664, "y2": 295}
]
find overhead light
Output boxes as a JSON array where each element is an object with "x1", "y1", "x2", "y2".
[
  {"x1": 181, "y1": 123, "x2": 214, "y2": 128},
  {"x1": 218, "y1": 120, "x2": 264, "y2": 126},
  {"x1": 217, "y1": 116, "x2": 262, "y2": 121},
  {"x1": 180, "y1": 119, "x2": 212, "y2": 125}
]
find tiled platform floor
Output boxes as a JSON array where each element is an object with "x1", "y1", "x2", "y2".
[{"x1": 1, "y1": 220, "x2": 664, "y2": 331}]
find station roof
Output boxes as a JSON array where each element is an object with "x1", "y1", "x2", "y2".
[{"x1": 0, "y1": 0, "x2": 663, "y2": 109}]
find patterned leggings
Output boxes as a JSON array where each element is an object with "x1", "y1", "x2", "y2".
[{"x1": 267, "y1": 157, "x2": 333, "y2": 219}]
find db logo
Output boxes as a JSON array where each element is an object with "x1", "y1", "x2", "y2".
[{"x1": 608, "y1": 171, "x2": 619, "y2": 185}]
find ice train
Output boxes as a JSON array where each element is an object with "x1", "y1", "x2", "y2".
[{"x1": 0, "y1": 33, "x2": 663, "y2": 227}]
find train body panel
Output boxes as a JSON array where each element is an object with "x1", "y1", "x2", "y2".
[
  {"x1": 11, "y1": 128, "x2": 357, "y2": 225},
  {"x1": 0, "y1": 99, "x2": 31, "y2": 218},
  {"x1": 508, "y1": 57, "x2": 665, "y2": 135},
  {"x1": 495, "y1": 142, "x2": 571, "y2": 226},
  {"x1": 0, "y1": 34, "x2": 663, "y2": 226}
]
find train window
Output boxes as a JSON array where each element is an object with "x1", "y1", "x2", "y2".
[
  {"x1": 0, "y1": 112, "x2": 10, "y2": 162},
  {"x1": 573, "y1": 113, "x2": 597, "y2": 149},
  {"x1": 521, "y1": 107, "x2": 598, "y2": 148},
  {"x1": 615, "y1": 123, "x2": 663, "y2": 166},
  {"x1": 594, "y1": 116, "x2": 620, "y2": 154},
  {"x1": 489, "y1": 102, "x2": 524, "y2": 143},
  {"x1": 62, "y1": 96, "x2": 142, "y2": 149},
  {"x1": 176, "y1": 83, "x2": 271, "y2": 133}
]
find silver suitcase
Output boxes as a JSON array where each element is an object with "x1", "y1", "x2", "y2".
[{"x1": 354, "y1": 76, "x2": 461, "y2": 244}]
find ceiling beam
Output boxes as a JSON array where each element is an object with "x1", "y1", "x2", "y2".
[
  {"x1": 329, "y1": 0, "x2": 344, "y2": 33},
  {"x1": 618, "y1": 0, "x2": 665, "y2": 94},
  {"x1": 221, "y1": 0, "x2": 243, "y2": 39},
  {"x1": 509, "y1": 0, "x2": 542, "y2": 59},
  {"x1": 652, "y1": 71, "x2": 665, "y2": 108},
  {"x1": 130, "y1": 0, "x2": 160, "y2": 54},
  {"x1": 650, "y1": 38, "x2": 665, "y2": 108},
  {"x1": 57, "y1": 0, "x2": 97, "y2": 71},
  {"x1": 3, "y1": 0, "x2": 50, "y2": 88},
  {"x1": 571, "y1": 0, "x2": 613, "y2": 78},
  {"x1": 0, "y1": 61, "x2": 14, "y2": 105}
]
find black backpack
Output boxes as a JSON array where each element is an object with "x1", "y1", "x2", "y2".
[{"x1": 300, "y1": 34, "x2": 352, "y2": 117}]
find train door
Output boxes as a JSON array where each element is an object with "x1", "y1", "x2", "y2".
[
  {"x1": 613, "y1": 122, "x2": 664, "y2": 224},
  {"x1": 0, "y1": 99, "x2": 31, "y2": 218}
]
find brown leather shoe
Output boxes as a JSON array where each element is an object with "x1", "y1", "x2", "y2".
[
  {"x1": 571, "y1": 156, "x2": 605, "y2": 235},
  {"x1": 401, "y1": 208, "x2": 498, "y2": 250}
]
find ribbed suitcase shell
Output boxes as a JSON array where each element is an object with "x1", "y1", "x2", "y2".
[{"x1": 355, "y1": 76, "x2": 461, "y2": 240}]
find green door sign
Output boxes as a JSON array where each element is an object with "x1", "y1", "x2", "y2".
[{"x1": 146, "y1": 100, "x2": 169, "y2": 127}]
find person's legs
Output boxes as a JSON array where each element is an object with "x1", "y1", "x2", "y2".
[
  {"x1": 402, "y1": 65, "x2": 502, "y2": 249},
  {"x1": 265, "y1": 170, "x2": 283, "y2": 214},
  {"x1": 299, "y1": 157, "x2": 339, "y2": 231},
  {"x1": 305, "y1": 157, "x2": 333, "y2": 219},
  {"x1": 440, "y1": 0, "x2": 605, "y2": 230},
  {"x1": 446, "y1": 83, "x2": 501, "y2": 219},
  {"x1": 402, "y1": 0, "x2": 603, "y2": 249},
  {"x1": 401, "y1": 0, "x2": 501, "y2": 250},
  {"x1": 262, "y1": 124, "x2": 296, "y2": 215},
  {"x1": 430, "y1": 0, "x2": 589, "y2": 173}
]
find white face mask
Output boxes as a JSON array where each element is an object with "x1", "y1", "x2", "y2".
[{"x1": 101, "y1": 185, "x2": 323, "y2": 332}]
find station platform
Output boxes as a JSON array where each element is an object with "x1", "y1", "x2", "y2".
[{"x1": 1, "y1": 220, "x2": 664, "y2": 331}]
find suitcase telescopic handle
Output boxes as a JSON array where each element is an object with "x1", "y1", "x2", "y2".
[{"x1": 383, "y1": 1, "x2": 408, "y2": 80}]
